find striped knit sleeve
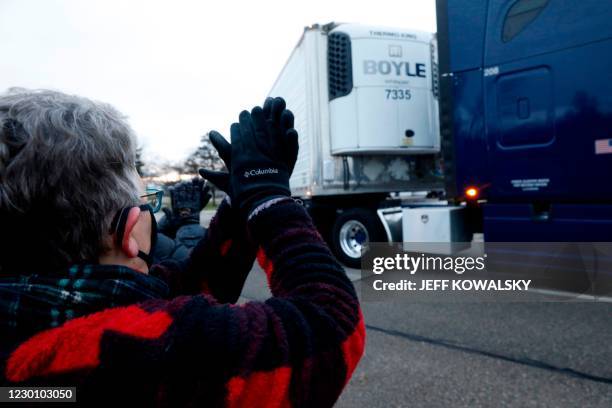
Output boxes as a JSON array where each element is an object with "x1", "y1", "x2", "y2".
[{"x1": 223, "y1": 198, "x2": 366, "y2": 407}]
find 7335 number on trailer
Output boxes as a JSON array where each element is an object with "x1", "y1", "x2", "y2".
[{"x1": 385, "y1": 89, "x2": 411, "y2": 100}]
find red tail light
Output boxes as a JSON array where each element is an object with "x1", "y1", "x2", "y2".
[{"x1": 465, "y1": 186, "x2": 479, "y2": 200}]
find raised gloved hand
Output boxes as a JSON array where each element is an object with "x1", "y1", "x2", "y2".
[
  {"x1": 158, "y1": 178, "x2": 210, "y2": 237},
  {"x1": 199, "y1": 97, "x2": 298, "y2": 213},
  {"x1": 170, "y1": 177, "x2": 211, "y2": 219}
]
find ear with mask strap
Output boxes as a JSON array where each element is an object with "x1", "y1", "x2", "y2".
[{"x1": 109, "y1": 204, "x2": 158, "y2": 268}]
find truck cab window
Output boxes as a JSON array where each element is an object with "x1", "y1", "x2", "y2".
[{"x1": 502, "y1": 0, "x2": 549, "y2": 42}]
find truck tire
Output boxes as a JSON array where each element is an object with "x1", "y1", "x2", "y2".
[{"x1": 331, "y1": 208, "x2": 386, "y2": 269}]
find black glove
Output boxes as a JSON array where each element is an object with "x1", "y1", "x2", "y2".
[
  {"x1": 170, "y1": 177, "x2": 211, "y2": 219},
  {"x1": 261, "y1": 97, "x2": 298, "y2": 175},
  {"x1": 158, "y1": 178, "x2": 210, "y2": 237},
  {"x1": 199, "y1": 97, "x2": 298, "y2": 213}
]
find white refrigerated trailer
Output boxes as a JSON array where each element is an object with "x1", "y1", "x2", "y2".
[{"x1": 268, "y1": 23, "x2": 447, "y2": 267}]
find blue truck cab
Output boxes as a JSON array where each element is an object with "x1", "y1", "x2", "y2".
[{"x1": 436, "y1": 0, "x2": 612, "y2": 240}]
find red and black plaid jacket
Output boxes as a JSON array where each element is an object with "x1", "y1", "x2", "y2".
[{"x1": 0, "y1": 199, "x2": 365, "y2": 407}]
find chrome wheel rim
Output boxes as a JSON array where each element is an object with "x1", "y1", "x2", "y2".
[{"x1": 339, "y1": 220, "x2": 369, "y2": 259}]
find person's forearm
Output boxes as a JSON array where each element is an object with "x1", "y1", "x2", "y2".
[
  {"x1": 248, "y1": 198, "x2": 365, "y2": 385},
  {"x1": 249, "y1": 198, "x2": 355, "y2": 298},
  {"x1": 184, "y1": 198, "x2": 257, "y2": 301}
]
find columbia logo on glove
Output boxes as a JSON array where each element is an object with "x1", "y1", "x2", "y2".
[{"x1": 243, "y1": 168, "x2": 280, "y2": 178}]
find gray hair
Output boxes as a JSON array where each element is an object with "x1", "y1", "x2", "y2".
[{"x1": 0, "y1": 88, "x2": 141, "y2": 271}]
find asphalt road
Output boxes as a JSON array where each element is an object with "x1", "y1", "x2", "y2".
[{"x1": 239, "y1": 264, "x2": 612, "y2": 408}]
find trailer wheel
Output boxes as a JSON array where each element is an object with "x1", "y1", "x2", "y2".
[{"x1": 331, "y1": 208, "x2": 385, "y2": 268}]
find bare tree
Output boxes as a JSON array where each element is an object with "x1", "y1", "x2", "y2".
[
  {"x1": 183, "y1": 133, "x2": 226, "y2": 175},
  {"x1": 183, "y1": 133, "x2": 227, "y2": 205}
]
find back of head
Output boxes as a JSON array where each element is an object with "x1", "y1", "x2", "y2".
[{"x1": 0, "y1": 88, "x2": 141, "y2": 273}]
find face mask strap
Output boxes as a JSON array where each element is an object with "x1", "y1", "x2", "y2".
[
  {"x1": 137, "y1": 250, "x2": 153, "y2": 267},
  {"x1": 138, "y1": 204, "x2": 157, "y2": 267}
]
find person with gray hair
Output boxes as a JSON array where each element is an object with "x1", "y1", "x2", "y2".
[
  {"x1": 0, "y1": 89, "x2": 364, "y2": 407},
  {"x1": 0, "y1": 88, "x2": 143, "y2": 273}
]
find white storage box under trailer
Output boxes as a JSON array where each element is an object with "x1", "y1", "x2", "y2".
[
  {"x1": 268, "y1": 23, "x2": 450, "y2": 267},
  {"x1": 402, "y1": 205, "x2": 471, "y2": 254}
]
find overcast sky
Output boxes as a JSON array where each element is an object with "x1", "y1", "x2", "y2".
[{"x1": 0, "y1": 0, "x2": 436, "y2": 162}]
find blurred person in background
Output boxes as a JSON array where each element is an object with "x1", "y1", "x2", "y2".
[{"x1": 0, "y1": 89, "x2": 364, "y2": 407}]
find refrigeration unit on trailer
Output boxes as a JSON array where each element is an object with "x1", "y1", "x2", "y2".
[{"x1": 268, "y1": 23, "x2": 443, "y2": 266}]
